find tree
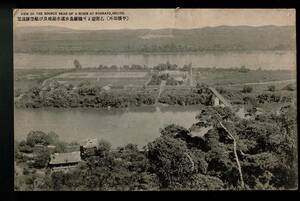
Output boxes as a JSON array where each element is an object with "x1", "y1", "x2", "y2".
[
  {"x1": 268, "y1": 85, "x2": 276, "y2": 92},
  {"x1": 284, "y1": 83, "x2": 295, "y2": 91},
  {"x1": 73, "y1": 59, "x2": 82, "y2": 69},
  {"x1": 26, "y1": 131, "x2": 51, "y2": 147},
  {"x1": 239, "y1": 65, "x2": 250, "y2": 73},
  {"x1": 97, "y1": 139, "x2": 111, "y2": 157},
  {"x1": 146, "y1": 136, "x2": 196, "y2": 188},
  {"x1": 31, "y1": 147, "x2": 50, "y2": 169},
  {"x1": 182, "y1": 174, "x2": 224, "y2": 190},
  {"x1": 196, "y1": 107, "x2": 245, "y2": 189},
  {"x1": 242, "y1": 85, "x2": 253, "y2": 93}
]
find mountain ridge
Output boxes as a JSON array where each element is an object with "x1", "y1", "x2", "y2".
[{"x1": 14, "y1": 25, "x2": 296, "y2": 53}]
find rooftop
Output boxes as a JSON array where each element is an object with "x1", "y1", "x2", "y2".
[{"x1": 49, "y1": 151, "x2": 81, "y2": 165}]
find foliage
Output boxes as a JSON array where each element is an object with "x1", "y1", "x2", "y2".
[
  {"x1": 73, "y1": 59, "x2": 82, "y2": 69},
  {"x1": 268, "y1": 85, "x2": 276, "y2": 92},
  {"x1": 148, "y1": 73, "x2": 183, "y2": 86},
  {"x1": 284, "y1": 83, "x2": 296, "y2": 91},
  {"x1": 30, "y1": 147, "x2": 51, "y2": 169},
  {"x1": 15, "y1": 103, "x2": 297, "y2": 190},
  {"x1": 238, "y1": 66, "x2": 250, "y2": 73},
  {"x1": 241, "y1": 85, "x2": 253, "y2": 93},
  {"x1": 147, "y1": 136, "x2": 195, "y2": 188}
]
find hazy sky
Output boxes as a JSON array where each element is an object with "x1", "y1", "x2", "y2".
[{"x1": 14, "y1": 9, "x2": 295, "y2": 30}]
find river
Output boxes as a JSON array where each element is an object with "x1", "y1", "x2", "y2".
[
  {"x1": 14, "y1": 105, "x2": 201, "y2": 148},
  {"x1": 14, "y1": 51, "x2": 296, "y2": 70}
]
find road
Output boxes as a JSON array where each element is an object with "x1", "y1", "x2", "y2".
[{"x1": 155, "y1": 80, "x2": 166, "y2": 104}]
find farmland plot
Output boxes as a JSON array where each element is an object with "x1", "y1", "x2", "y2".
[{"x1": 54, "y1": 71, "x2": 150, "y2": 87}]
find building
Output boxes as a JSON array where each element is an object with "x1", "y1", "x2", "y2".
[
  {"x1": 102, "y1": 84, "x2": 112, "y2": 92},
  {"x1": 48, "y1": 151, "x2": 82, "y2": 172},
  {"x1": 208, "y1": 87, "x2": 232, "y2": 108},
  {"x1": 80, "y1": 138, "x2": 100, "y2": 159}
]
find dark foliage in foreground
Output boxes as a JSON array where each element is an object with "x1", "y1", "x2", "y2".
[{"x1": 15, "y1": 103, "x2": 297, "y2": 190}]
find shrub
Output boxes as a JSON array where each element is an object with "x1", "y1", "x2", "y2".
[
  {"x1": 242, "y1": 85, "x2": 253, "y2": 93},
  {"x1": 26, "y1": 131, "x2": 51, "y2": 147},
  {"x1": 98, "y1": 139, "x2": 111, "y2": 156},
  {"x1": 238, "y1": 66, "x2": 250, "y2": 73},
  {"x1": 216, "y1": 87, "x2": 227, "y2": 94},
  {"x1": 284, "y1": 84, "x2": 296, "y2": 91},
  {"x1": 268, "y1": 85, "x2": 276, "y2": 92},
  {"x1": 31, "y1": 147, "x2": 50, "y2": 169}
]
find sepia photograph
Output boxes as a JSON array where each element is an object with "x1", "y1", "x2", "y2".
[{"x1": 13, "y1": 9, "x2": 297, "y2": 191}]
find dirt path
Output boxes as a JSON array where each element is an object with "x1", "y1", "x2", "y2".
[{"x1": 155, "y1": 80, "x2": 166, "y2": 104}]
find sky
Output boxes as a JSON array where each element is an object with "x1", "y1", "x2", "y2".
[{"x1": 13, "y1": 9, "x2": 295, "y2": 30}]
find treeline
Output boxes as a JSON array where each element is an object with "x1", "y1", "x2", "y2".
[
  {"x1": 15, "y1": 104, "x2": 297, "y2": 190},
  {"x1": 215, "y1": 84, "x2": 295, "y2": 106},
  {"x1": 15, "y1": 81, "x2": 215, "y2": 109},
  {"x1": 148, "y1": 74, "x2": 184, "y2": 86},
  {"x1": 159, "y1": 84, "x2": 213, "y2": 106},
  {"x1": 75, "y1": 62, "x2": 253, "y2": 73},
  {"x1": 94, "y1": 62, "x2": 191, "y2": 71}
]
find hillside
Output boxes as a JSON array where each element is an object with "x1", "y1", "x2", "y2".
[{"x1": 14, "y1": 25, "x2": 296, "y2": 54}]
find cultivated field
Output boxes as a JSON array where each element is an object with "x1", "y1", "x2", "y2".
[
  {"x1": 193, "y1": 69, "x2": 296, "y2": 86},
  {"x1": 14, "y1": 68, "x2": 72, "y2": 93},
  {"x1": 52, "y1": 71, "x2": 151, "y2": 87}
]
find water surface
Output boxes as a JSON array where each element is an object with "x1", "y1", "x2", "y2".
[
  {"x1": 14, "y1": 106, "x2": 201, "y2": 148},
  {"x1": 14, "y1": 51, "x2": 296, "y2": 70}
]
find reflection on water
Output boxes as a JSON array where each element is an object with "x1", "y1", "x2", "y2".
[
  {"x1": 14, "y1": 105, "x2": 201, "y2": 148},
  {"x1": 14, "y1": 51, "x2": 296, "y2": 70}
]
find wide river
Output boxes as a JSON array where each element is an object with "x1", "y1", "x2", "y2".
[
  {"x1": 14, "y1": 51, "x2": 296, "y2": 70},
  {"x1": 14, "y1": 106, "x2": 201, "y2": 148}
]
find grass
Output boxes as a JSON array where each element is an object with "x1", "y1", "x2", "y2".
[
  {"x1": 193, "y1": 69, "x2": 295, "y2": 86},
  {"x1": 14, "y1": 68, "x2": 72, "y2": 92}
]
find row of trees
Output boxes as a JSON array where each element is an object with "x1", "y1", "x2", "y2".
[
  {"x1": 158, "y1": 84, "x2": 213, "y2": 106},
  {"x1": 148, "y1": 74, "x2": 184, "y2": 86},
  {"x1": 73, "y1": 60, "x2": 194, "y2": 72},
  {"x1": 15, "y1": 81, "x2": 217, "y2": 109}
]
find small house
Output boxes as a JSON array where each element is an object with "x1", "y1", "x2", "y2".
[
  {"x1": 102, "y1": 84, "x2": 112, "y2": 92},
  {"x1": 80, "y1": 138, "x2": 100, "y2": 158},
  {"x1": 49, "y1": 151, "x2": 82, "y2": 172}
]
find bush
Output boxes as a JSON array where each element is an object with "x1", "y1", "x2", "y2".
[
  {"x1": 268, "y1": 85, "x2": 276, "y2": 92},
  {"x1": 18, "y1": 140, "x2": 34, "y2": 153},
  {"x1": 98, "y1": 139, "x2": 111, "y2": 156},
  {"x1": 242, "y1": 85, "x2": 253, "y2": 93},
  {"x1": 238, "y1": 66, "x2": 250, "y2": 73},
  {"x1": 26, "y1": 131, "x2": 51, "y2": 147},
  {"x1": 216, "y1": 87, "x2": 227, "y2": 94},
  {"x1": 31, "y1": 147, "x2": 50, "y2": 169},
  {"x1": 284, "y1": 84, "x2": 295, "y2": 91}
]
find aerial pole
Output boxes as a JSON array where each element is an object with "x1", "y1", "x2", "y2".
[{"x1": 189, "y1": 63, "x2": 193, "y2": 86}]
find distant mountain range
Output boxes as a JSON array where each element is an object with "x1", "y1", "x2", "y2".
[{"x1": 14, "y1": 25, "x2": 296, "y2": 54}]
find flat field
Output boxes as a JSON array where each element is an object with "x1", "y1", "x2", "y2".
[
  {"x1": 53, "y1": 71, "x2": 151, "y2": 87},
  {"x1": 193, "y1": 69, "x2": 296, "y2": 86},
  {"x1": 14, "y1": 68, "x2": 71, "y2": 92}
]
